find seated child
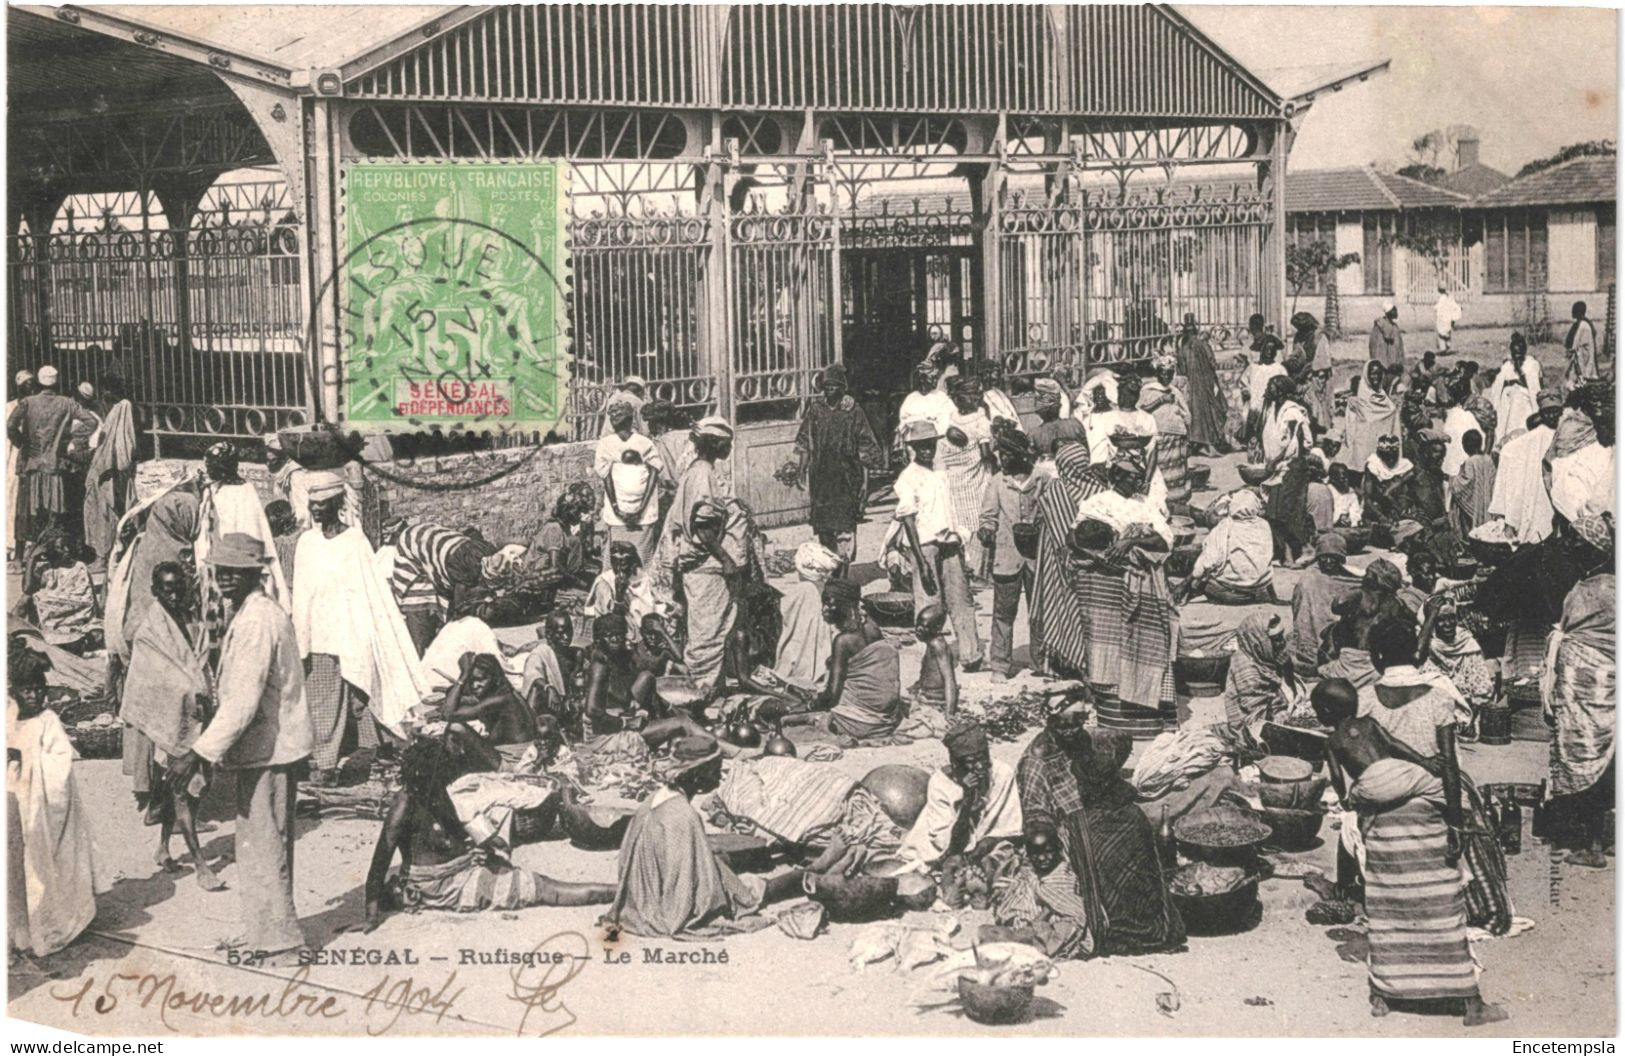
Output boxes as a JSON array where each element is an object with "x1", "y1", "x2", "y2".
[
  {"x1": 908, "y1": 603, "x2": 959, "y2": 718},
  {"x1": 441, "y1": 652, "x2": 538, "y2": 757},
  {"x1": 21, "y1": 530, "x2": 99, "y2": 654}
]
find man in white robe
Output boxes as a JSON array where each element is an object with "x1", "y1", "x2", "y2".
[
  {"x1": 9, "y1": 668, "x2": 99, "y2": 957},
  {"x1": 1487, "y1": 339, "x2": 1542, "y2": 453},
  {"x1": 292, "y1": 474, "x2": 426, "y2": 777},
  {"x1": 1488, "y1": 391, "x2": 1562, "y2": 543}
]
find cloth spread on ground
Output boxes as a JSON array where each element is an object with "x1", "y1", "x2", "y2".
[
  {"x1": 830, "y1": 640, "x2": 905, "y2": 738},
  {"x1": 888, "y1": 760, "x2": 1023, "y2": 875},
  {"x1": 9, "y1": 702, "x2": 99, "y2": 957},
  {"x1": 292, "y1": 524, "x2": 426, "y2": 738},
  {"x1": 1130, "y1": 726, "x2": 1228, "y2": 799},
  {"x1": 1350, "y1": 758, "x2": 1478, "y2": 1001},
  {"x1": 606, "y1": 789, "x2": 770, "y2": 937},
  {"x1": 446, "y1": 771, "x2": 556, "y2": 846},
  {"x1": 32, "y1": 563, "x2": 96, "y2": 645},
  {"x1": 714, "y1": 755, "x2": 856, "y2": 844}
]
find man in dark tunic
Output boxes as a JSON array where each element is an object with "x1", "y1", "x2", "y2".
[
  {"x1": 790, "y1": 363, "x2": 883, "y2": 560},
  {"x1": 8, "y1": 365, "x2": 97, "y2": 549},
  {"x1": 1175, "y1": 314, "x2": 1227, "y2": 455}
]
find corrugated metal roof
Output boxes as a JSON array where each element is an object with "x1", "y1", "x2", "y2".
[
  {"x1": 30, "y1": 5, "x2": 457, "y2": 72},
  {"x1": 1474, "y1": 155, "x2": 1617, "y2": 208},
  {"x1": 1438, "y1": 163, "x2": 1511, "y2": 197},
  {"x1": 1285, "y1": 166, "x2": 1469, "y2": 213}
]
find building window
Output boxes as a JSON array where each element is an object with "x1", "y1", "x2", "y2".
[
  {"x1": 1362, "y1": 214, "x2": 1395, "y2": 295},
  {"x1": 1484, "y1": 210, "x2": 1549, "y2": 293},
  {"x1": 1597, "y1": 205, "x2": 1615, "y2": 289},
  {"x1": 1286, "y1": 213, "x2": 1337, "y2": 294}
]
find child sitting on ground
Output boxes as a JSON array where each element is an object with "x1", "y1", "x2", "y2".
[
  {"x1": 20, "y1": 530, "x2": 100, "y2": 654},
  {"x1": 909, "y1": 603, "x2": 959, "y2": 719}
]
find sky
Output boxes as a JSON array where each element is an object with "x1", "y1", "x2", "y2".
[{"x1": 1181, "y1": 4, "x2": 1619, "y2": 174}]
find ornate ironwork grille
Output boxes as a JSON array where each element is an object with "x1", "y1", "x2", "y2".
[
  {"x1": 996, "y1": 181, "x2": 1269, "y2": 379},
  {"x1": 565, "y1": 199, "x2": 713, "y2": 435},
  {"x1": 6, "y1": 180, "x2": 307, "y2": 447},
  {"x1": 728, "y1": 196, "x2": 839, "y2": 419}
]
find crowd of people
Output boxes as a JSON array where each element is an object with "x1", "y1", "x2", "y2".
[{"x1": 5, "y1": 308, "x2": 1613, "y2": 1029}]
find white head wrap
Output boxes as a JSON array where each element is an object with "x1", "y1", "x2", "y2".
[{"x1": 794, "y1": 541, "x2": 841, "y2": 583}]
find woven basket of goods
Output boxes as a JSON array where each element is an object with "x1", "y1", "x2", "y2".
[{"x1": 53, "y1": 690, "x2": 123, "y2": 759}]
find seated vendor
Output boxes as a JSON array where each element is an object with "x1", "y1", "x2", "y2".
[
  {"x1": 583, "y1": 541, "x2": 663, "y2": 632},
  {"x1": 604, "y1": 734, "x2": 805, "y2": 938},
  {"x1": 21, "y1": 529, "x2": 99, "y2": 654},
  {"x1": 816, "y1": 579, "x2": 906, "y2": 739},
  {"x1": 1179, "y1": 489, "x2": 1274, "y2": 604},
  {"x1": 888, "y1": 722, "x2": 1022, "y2": 876},
  {"x1": 361, "y1": 736, "x2": 614, "y2": 929},
  {"x1": 633, "y1": 613, "x2": 683, "y2": 678},
  {"x1": 584, "y1": 612, "x2": 658, "y2": 732},
  {"x1": 988, "y1": 827, "x2": 1089, "y2": 957},
  {"x1": 441, "y1": 652, "x2": 538, "y2": 754},
  {"x1": 712, "y1": 579, "x2": 798, "y2": 707}
]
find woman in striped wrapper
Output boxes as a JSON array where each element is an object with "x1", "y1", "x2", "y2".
[
  {"x1": 1139, "y1": 353, "x2": 1191, "y2": 513},
  {"x1": 1031, "y1": 443, "x2": 1108, "y2": 680}
]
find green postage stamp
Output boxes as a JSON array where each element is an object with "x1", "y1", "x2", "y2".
[{"x1": 341, "y1": 162, "x2": 568, "y2": 433}]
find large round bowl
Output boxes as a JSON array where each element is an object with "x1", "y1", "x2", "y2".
[
  {"x1": 655, "y1": 675, "x2": 706, "y2": 710},
  {"x1": 1238, "y1": 464, "x2": 1272, "y2": 486},
  {"x1": 957, "y1": 978, "x2": 1035, "y2": 1026},
  {"x1": 1174, "y1": 805, "x2": 1272, "y2": 863},
  {"x1": 1169, "y1": 873, "x2": 1261, "y2": 936},
  {"x1": 863, "y1": 591, "x2": 915, "y2": 627}
]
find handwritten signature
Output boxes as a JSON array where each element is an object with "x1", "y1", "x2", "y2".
[{"x1": 48, "y1": 934, "x2": 590, "y2": 1037}]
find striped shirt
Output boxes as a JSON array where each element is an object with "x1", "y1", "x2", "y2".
[{"x1": 391, "y1": 523, "x2": 481, "y2": 612}]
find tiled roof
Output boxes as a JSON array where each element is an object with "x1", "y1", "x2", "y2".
[
  {"x1": 1286, "y1": 166, "x2": 1470, "y2": 213},
  {"x1": 1474, "y1": 155, "x2": 1617, "y2": 208},
  {"x1": 1438, "y1": 164, "x2": 1511, "y2": 197}
]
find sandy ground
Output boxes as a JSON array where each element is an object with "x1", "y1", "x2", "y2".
[{"x1": 9, "y1": 334, "x2": 1615, "y2": 1038}]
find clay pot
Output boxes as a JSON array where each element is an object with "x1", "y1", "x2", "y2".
[
  {"x1": 859, "y1": 764, "x2": 931, "y2": 828},
  {"x1": 762, "y1": 733, "x2": 797, "y2": 757}
]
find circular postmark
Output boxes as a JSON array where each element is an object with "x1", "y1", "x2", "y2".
[{"x1": 299, "y1": 165, "x2": 572, "y2": 493}]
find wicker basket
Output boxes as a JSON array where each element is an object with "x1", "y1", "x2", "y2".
[
  {"x1": 863, "y1": 591, "x2": 915, "y2": 627},
  {"x1": 1011, "y1": 523, "x2": 1040, "y2": 560},
  {"x1": 53, "y1": 691, "x2": 123, "y2": 759}
]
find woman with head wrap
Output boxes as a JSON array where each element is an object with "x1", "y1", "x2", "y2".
[
  {"x1": 1419, "y1": 598, "x2": 1496, "y2": 732},
  {"x1": 1549, "y1": 382, "x2": 1616, "y2": 525},
  {"x1": 1029, "y1": 445, "x2": 1107, "y2": 679},
  {"x1": 774, "y1": 541, "x2": 842, "y2": 684},
  {"x1": 1258, "y1": 375, "x2": 1316, "y2": 562},
  {"x1": 1016, "y1": 712, "x2": 1185, "y2": 956},
  {"x1": 675, "y1": 485, "x2": 754, "y2": 693},
  {"x1": 656, "y1": 414, "x2": 732, "y2": 604},
  {"x1": 595, "y1": 395, "x2": 666, "y2": 566},
  {"x1": 939, "y1": 375, "x2": 997, "y2": 576},
  {"x1": 1029, "y1": 379, "x2": 1086, "y2": 457},
  {"x1": 1074, "y1": 452, "x2": 1177, "y2": 738},
  {"x1": 1541, "y1": 514, "x2": 1615, "y2": 867},
  {"x1": 1140, "y1": 354, "x2": 1191, "y2": 508},
  {"x1": 1183, "y1": 489, "x2": 1275, "y2": 604},
  {"x1": 978, "y1": 360, "x2": 1022, "y2": 433},
  {"x1": 1360, "y1": 433, "x2": 1413, "y2": 530},
  {"x1": 788, "y1": 363, "x2": 884, "y2": 560},
  {"x1": 1243, "y1": 321, "x2": 1288, "y2": 446},
  {"x1": 106, "y1": 489, "x2": 201, "y2": 663},
  {"x1": 1343, "y1": 360, "x2": 1402, "y2": 470},
  {"x1": 1288, "y1": 311, "x2": 1335, "y2": 433},
  {"x1": 1224, "y1": 612, "x2": 1298, "y2": 735}
]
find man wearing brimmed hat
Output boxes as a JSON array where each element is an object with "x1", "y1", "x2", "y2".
[
  {"x1": 886, "y1": 417, "x2": 983, "y2": 671},
  {"x1": 786, "y1": 362, "x2": 883, "y2": 561},
  {"x1": 168, "y1": 532, "x2": 314, "y2": 962},
  {"x1": 1487, "y1": 388, "x2": 1562, "y2": 543},
  {"x1": 7, "y1": 363, "x2": 96, "y2": 549},
  {"x1": 890, "y1": 721, "x2": 1023, "y2": 877},
  {"x1": 291, "y1": 472, "x2": 426, "y2": 783}
]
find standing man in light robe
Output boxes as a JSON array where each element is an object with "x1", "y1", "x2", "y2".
[
  {"x1": 83, "y1": 372, "x2": 138, "y2": 578},
  {"x1": 292, "y1": 473, "x2": 425, "y2": 784}
]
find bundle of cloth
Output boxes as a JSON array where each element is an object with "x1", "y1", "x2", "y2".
[{"x1": 713, "y1": 755, "x2": 904, "y2": 854}]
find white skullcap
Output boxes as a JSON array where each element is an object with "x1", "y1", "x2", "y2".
[{"x1": 37, "y1": 365, "x2": 58, "y2": 386}]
